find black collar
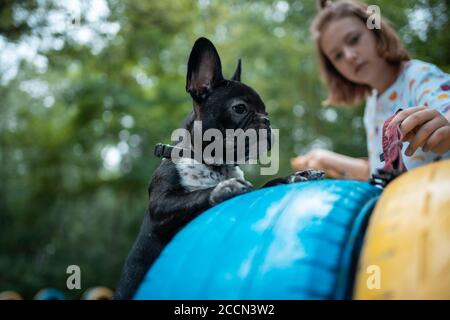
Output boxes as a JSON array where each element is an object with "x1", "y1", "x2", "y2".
[
  {"x1": 154, "y1": 143, "x2": 237, "y2": 168},
  {"x1": 154, "y1": 143, "x2": 183, "y2": 159},
  {"x1": 154, "y1": 143, "x2": 198, "y2": 160}
]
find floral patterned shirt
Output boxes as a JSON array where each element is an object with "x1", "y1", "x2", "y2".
[{"x1": 363, "y1": 59, "x2": 450, "y2": 175}]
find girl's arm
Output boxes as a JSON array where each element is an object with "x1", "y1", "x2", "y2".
[{"x1": 291, "y1": 149, "x2": 370, "y2": 181}]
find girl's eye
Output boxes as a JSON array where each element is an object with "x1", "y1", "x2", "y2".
[
  {"x1": 232, "y1": 104, "x2": 247, "y2": 114},
  {"x1": 349, "y1": 34, "x2": 360, "y2": 45},
  {"x1": 335, "y1": 52, "x2": 343, "y2": 61}
]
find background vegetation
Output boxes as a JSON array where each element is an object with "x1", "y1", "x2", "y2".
[{"x1": 0, "y1": 0, "x2": 448, "y2": 298}]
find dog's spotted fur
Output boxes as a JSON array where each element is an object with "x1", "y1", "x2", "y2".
[{"x1": 175, "y1": 157, "x2": 244, "y2": 192}]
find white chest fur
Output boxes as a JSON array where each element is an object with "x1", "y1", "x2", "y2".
[{"x1": 175, "y1": 158, "x2": 244, "y2": 192}]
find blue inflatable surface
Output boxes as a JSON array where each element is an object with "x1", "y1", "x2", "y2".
[
  {"x1": 134, "y1": 180, "x2": 381, "y2": 300},
  {"x1": 34, "y1": 288, "x2": 65, "y2": 300}
]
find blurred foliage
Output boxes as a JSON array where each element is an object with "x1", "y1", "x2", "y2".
[{"x1": 0, "y1": 0, "x2": 448, "y2": 299}]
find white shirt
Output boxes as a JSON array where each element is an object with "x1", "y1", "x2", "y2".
[{"x1": 363, "y1": 59, "x2": 450, "y2": 175}]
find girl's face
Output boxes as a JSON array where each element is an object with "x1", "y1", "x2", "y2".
[{"x1": 320, "y1": 16, "x2": 387, "y2": 86}]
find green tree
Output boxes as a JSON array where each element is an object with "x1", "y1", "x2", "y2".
[{"x1": 0, "y1": 0, "x2": 448, "y2": 298}]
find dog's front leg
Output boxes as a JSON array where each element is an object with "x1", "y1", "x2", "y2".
[
  {"x1": 114, "y1": 178, "x2": 253, "y2": 299},
  {"x1": 150, "y1": 177, "x2": 253, "y2": 234},
  {"x1": 114, "y1": 187, "x2": 215, "y2": 300},
  {"x1": 261, "y1": 169, "x2": 325, "y2": 188},
  {"x1": 113, "y1": 212, "x2": 163, "y2": 300}
]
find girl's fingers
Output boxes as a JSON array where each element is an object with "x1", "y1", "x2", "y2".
[
  {"x1": 291, "y1": 157, "x2": 307, "y2": 170},
  {"x1": 425, "y1": 126, "x2": 450, "y2": 154},
  {"x1": 306, "y1": 157, "x2": 342, "y2": 178},
  {"x1": 402, "y1": 131, "x2": 415, "y2": 142},
  {"x1": 291, "y1": 153, "x2": 315, "y2": 170},
  {"x1": 398, "y1": 109, "x2": 437, "y2": 140},
  {"x1": 290, "y1": 157, "x2": 299, "y2": 170},
  {"x1": 387, "y1": 106, "x2": 427, "y2": 133},
  {"x1": 306, "y1": 157, "x2": 323, "y2": 170},
  {"x1": 324, "y1": 168, "x2": 342, "y2": 179},
  {"x1": 405, "y1": 117, "x2": 446, "y2": 156}
]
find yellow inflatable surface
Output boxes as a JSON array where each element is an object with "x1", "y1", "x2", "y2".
[
  {"x1": 82, "y1": 286, "x2": 114, "y2": 300},
  {"x1": 355, "y1": 160, "x2": 450, "y2": 299},
  {"x1": 0, "y1": 291, "x2": 23, "y2": 300}
]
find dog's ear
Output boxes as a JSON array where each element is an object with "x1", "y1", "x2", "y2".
[
  {"x1": 186, "y1": 37, "x2": 224, "y2": 102},
  {"x1": 231, "y1": 59, "x2": 241, "y2": 82}
]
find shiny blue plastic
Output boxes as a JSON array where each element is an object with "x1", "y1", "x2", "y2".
[
  {"x1": 134, "y1": 180, "x2": 380, "y2": 300},
  {"x1": 34, "y1": 288, "x2": 65, "y2": 300}
]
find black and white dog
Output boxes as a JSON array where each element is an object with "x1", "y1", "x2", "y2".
[{"x1": 114, "y1": 37, "x2": 323, "y2": 299}]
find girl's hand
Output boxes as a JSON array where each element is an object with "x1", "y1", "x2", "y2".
[
  {"x1": 387, "y1": 106, "x2": 450, "y2": 156},
  {"x1": 291, "y1": 149, "x2": 345, "y2": 179}
]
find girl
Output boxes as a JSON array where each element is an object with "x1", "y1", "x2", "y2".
[{"x1": 291, "y1": 0, "x2": 450, "y2": 180}]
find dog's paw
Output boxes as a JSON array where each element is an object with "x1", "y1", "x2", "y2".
[
  {"x1": 209, "y1": 178, "x2": 254, "y2": 205},
  {"x1": 285, "y1": 169, "x2": 325, "y2": 183}
]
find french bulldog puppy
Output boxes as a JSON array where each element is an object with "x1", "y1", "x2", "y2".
[{"x1": 114, "y1": 37, "x2": 323, "y2": 299}]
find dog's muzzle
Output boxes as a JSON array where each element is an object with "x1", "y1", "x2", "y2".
[{"x1": 255, "y1": 114, "x2": 272, "y2": 152}]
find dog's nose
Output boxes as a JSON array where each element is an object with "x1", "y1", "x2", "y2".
[{"x1": 260, "y1": 116, "x2": 270, "y2": 126}]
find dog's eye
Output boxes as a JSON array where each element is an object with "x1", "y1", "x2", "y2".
[{"x1": 232, "y1": 104, "x2": 247, "y2": 114}]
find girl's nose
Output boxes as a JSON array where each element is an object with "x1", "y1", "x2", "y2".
[{"x1": 343, "y1": 47, "x2": 357, "y2": 62}]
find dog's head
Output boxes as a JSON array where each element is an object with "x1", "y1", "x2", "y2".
[{"x1": 185, "y1": 37, "x2": 271, "y2": 164}]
